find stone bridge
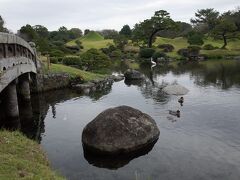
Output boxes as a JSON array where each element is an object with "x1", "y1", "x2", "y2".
[{"x1": 0, "y1": 32, "x2": 38, "y2": 126}]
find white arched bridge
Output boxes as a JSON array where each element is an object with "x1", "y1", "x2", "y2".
[{"x1": 0, "y1": 32, "x2": 38, "y2": 126}]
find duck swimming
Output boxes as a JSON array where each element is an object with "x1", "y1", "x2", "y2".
[
  {"x1": 168, "y1": 110, "x2": 180, "y2": 118},
  {"x1": 178, "y1": 97, "x2": 184, "y2": 103},
  {"x1": 178, "y1": 97, "x2": 184, "y2": 106}
]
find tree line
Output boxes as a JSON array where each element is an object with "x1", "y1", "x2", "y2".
[{"x1": 1, "y1": 7, "x2": 240, "y2": 56}]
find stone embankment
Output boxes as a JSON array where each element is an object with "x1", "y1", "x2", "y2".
[
  {"x1": 32, "y1": 73, "x2": 124, "y2": 93},
  {"x1": 71, "y1": 75, "x2": 124, "y2": 94}
]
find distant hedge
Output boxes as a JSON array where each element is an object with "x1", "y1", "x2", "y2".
[
  {"x1": 62, "y1": 56, "x2": 82, "y2": 66},
  {"x1": 203, "y1": 44, "x2": 218, "y2": 50},
  {"x1": 152, "y1": 51, "x2": 167, "y2": 60},
  {"x1": 50, "y1": 57, "x2": 58, "y2": 64},
  {"x1": 157, "y1": 44, "x2": 174, "y2": 52},
  {"x1": 177, "y1": 46, "x2": 201, "y2": 60},
  {"x1": 80, "y1": 48, "x2": 111, "y2": 70},
  {"x1": 139, "y1": 48, "x2": 155, "y2": 58}
]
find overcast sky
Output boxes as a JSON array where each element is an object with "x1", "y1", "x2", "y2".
[{"x1": 0, "y1": 0, "x2": 239, "y2": 32}]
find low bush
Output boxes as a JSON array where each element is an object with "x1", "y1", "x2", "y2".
[
  {"x1": 203, "y1": 44, "x2": 217, "y2": 50},
  {"x1": 110, "y1": 49, "x2": 122, "y2": 59},
  {"x1": 49, "y1": 49, "x2": 64, "y2": 57},
  {"x1": 50, "y1": 57, "x2": 58, "y2": 64},
  {"x1": 205, "y1": 54, "x2": 223, "y2": 59},
  {"x1": 123, "y1": 52, "x2": 135, "y2": 59},
  {"x1": 139, "y1": 48, "x2": 155, "y2": 58},
  {"x1": 57, "y1": 57, "x2": 63, "y2": 63},
  {"x1": 157, "y1": 44, "x2": 174, "y2": 52},
  {"x1": 80, "y1": 48, "x2": 111, "y2": 71},
  {"x1": 124, "y1": 45, "x2": 139, "y2": 53},
  {"x1": 188, "y1": 46, "x2": 201, "y2": 59},
  {"x1": 100, "y1": 45, "x2": 117, "y2": 55},
  {"x1": 62, "y1": 56, "x2": 82, "y2": 66},
  {"x1": 65, "y1": 45, "x2": 80, "y2": 53},
  {"x1": 188, "y1": 45, "x2": 201, "y2": 51},
  {"x1": 177, "y1": 48, "x2": 189, "y2": 57},
  {"x1": 152, "y1": 51, "x2": 167, "y2": 60}
]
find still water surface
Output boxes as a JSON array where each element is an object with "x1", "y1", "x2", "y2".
[{"x1": 6, "y1": 60, "x2": 240, "y2": 179}]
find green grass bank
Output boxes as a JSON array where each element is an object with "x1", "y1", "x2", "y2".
[
  {"x1": 47, "y1": 63, "x2": 107, "y2": 82},
  {"x1": 0, "y1": 130, "x2": 65, "y2": 180}
]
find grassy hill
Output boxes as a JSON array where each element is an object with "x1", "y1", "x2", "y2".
[
  {"x1": 81, "y1": 31, "x2": 104, "y2": 41},
  {"x1": 67, "y1": 31, "x2": 113, "y2": 51}
]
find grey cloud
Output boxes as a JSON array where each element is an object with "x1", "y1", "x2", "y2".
[{"x1": 0, "y1": 0, "x2": 239, "y2": 32}]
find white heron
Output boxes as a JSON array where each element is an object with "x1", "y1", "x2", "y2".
[{"x1": 150, "y1": 57, "x2": 156, "y2": 65}]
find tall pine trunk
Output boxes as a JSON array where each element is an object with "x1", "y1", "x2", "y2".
[{"x1": 148, "y1": 29, "x2": 159, "y2": 48}]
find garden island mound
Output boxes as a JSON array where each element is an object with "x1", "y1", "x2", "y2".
[{"x1": 82, "y1": 106, "x2": 160, "y2": 155}]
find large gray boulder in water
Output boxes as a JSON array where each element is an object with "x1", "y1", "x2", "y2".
[
  {"x1": 124, "y1": 69, "x2": 144, "y2": 80},
  {"x1": 82, "y1": 106, "x2": 160, "y2": 155}
]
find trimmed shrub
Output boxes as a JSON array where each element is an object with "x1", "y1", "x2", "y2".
[
  {"x1": 139, "y1": 48, "x2": 155, "y2": 58},
  {"x1": 49, "y1": 49, "x2": 64, "y2": 57},
  {"x1": 50, "y1": 57, "x2": 58, "y2": 64},
  {"x1": 205, "y1": 54, "x2": 223, "y2": 59},
  {"x1": 157, "y1": 44, "x2": 174, "y2": 52},
  {"x1": 177, "y1": 48, "x2": 189, "y2": 57},
  {"x1": 100, "y1": 45, "x2": 117, "y2": 55},
  {"x1": 123, "y1": 52, "x2": 135, "y2": 59},
  {"x1": 80, "y1": 48, "x2": 111, "y2": 71},
  {"x1": 188, "y1": 45, "x2": 201, "y2": 51},
  {"x1": 124, "y1": 46, "x2": 139, "y2": 53},
  {"x1": 203, "y1": 44, "x2": 217, "y2": 50},
  {"x1": 177, "y1": 46, "x2": 201, "y2": 60},
  {"x1": 62, "y1": 56, "x2": 82, "y2": 66},
  {"x1": 110, "y1": 50, "x2": 122, "y2": 58},
  {"x1": 66, "y1": 45, "x2": 80, "y2": 52},
  {"x1": 108, "y1": 45, "x2": 117, "y2": 52},
  {"x1": 100, "y1": 47, "x2": 110, "y2": 55},
  {"x1": 57, "y1": 57, "x2": 63, "y2": 63},
  {"x1": 152, "y1": 51, "x2": 167, "y2": 60}
]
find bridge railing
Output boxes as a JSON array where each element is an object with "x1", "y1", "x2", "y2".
[
  {"x1": 0, "y1": 32, "x2": 37, "y2": 72},
  {"x1": 0, "y1": 32, "x2": 36, "y2": 59},
  {"x1": 0, "y1": 33, "x2": 38, "y2": 93}
]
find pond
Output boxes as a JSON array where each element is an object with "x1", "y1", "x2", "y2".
[{"x1": 2, "y1": 60, "x2": 240, "y2": 180}]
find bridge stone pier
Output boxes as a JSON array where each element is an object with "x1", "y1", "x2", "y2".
[{"x1": 0, "y1": 32, "x2": 38, "y2": 128}]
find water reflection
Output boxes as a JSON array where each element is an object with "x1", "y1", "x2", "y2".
[
  {"x1": 137, "y1": 60, "x2": 240, "y2": 90},
  {"x1": 0, "y1": 83, "x2": 115, "y2": 142},
  {"x1": 124, "y1": 75, "x2": 170, "y2": 104},
  {"x1": 87, "y1": 81, "x2": 113, "y2": 101},
  {"x1": 83, "y1": 139, "x2": 158, "y2": 170}
]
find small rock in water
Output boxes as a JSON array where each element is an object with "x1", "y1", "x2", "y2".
[
  {"x1": 163, "y1": 84, "x2": 189, "y2": 95},
  {"x1": 124, "y1": 69, "x2": 144, "y2": 80}
]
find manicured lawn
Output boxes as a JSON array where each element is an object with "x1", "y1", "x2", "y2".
[
  {"x1": 47, "y1": 63, "x2": 106, "y2": 81},
  {"x1": 67, "y1": 33, "x2": 240, "y2": 60},
  {"x1": 154, "y1": 37, "x2": 189, "y2": 51},
  {"x1": 0, "y1": 130, "x2": 65, "y2": 180},
  {"x1": 154, "y1": 36, "x2": 240, "y2": 59}
]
